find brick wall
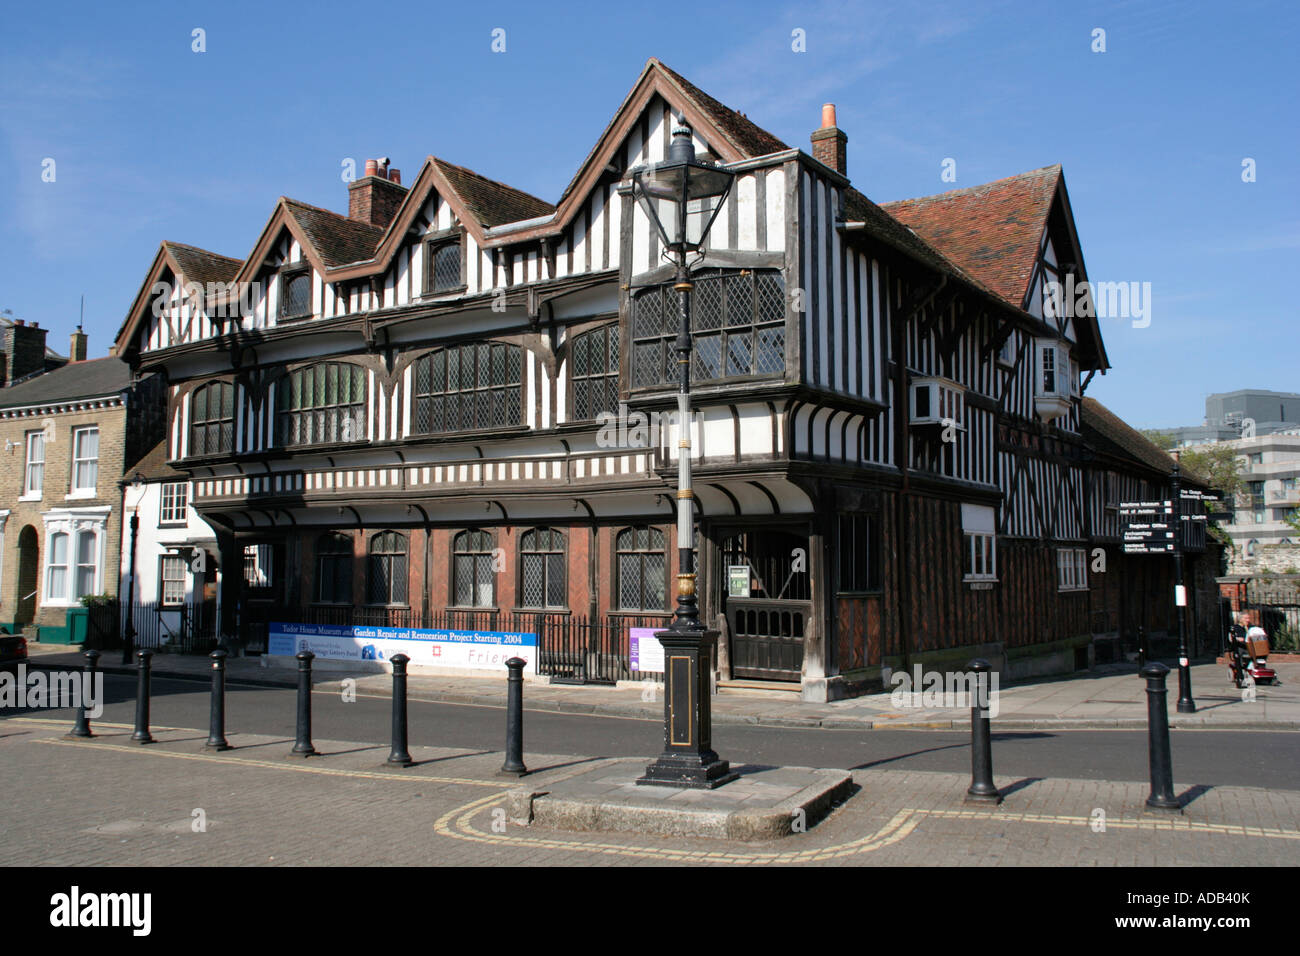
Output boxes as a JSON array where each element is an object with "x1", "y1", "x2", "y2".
[{"x1": 0, "y1": 404, "x2": 128, "y2": 629}]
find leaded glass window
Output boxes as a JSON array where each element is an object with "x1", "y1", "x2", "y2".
[
  {"x1": 453, "y1": 529, "x2": 496, "y2": 608},
  {"x1": 616, "y1": 526, "x2": 666, "y2": 611},
  {"x1": 412, "y1": 343, "x2": 522, "y2": 434},
  {"x1": 277, "y1": 363, "x2": 366, "y2": 447},
  {"x1": 631, "y1": 268, "x2": 785, "y2": 388},
  {"x1": 520, "y1": 528, "x2": 566, "y2": 608},
  {"x1": 427, "y1": 240, "x2": 462, "y2": 293},
  {"x1": 280, "y1": 270, "x2": 311, "y2": 319},
  {"x1": 366, "y1": 531, "x2": 408, "y2": 606},
  {"x1": 190, "y1": 382, "x2": 235, "y2": 457},
  {"x1": 571, "y1": 324, "x2": 619, "y2": 421},
  {"x1": 316, "y1": 533, "x2": 353, "y2": 604}
]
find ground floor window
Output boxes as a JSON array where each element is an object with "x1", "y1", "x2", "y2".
[
  {"x1": 836, "y1": 514, "x2": 880, "y2": 593},
  {"x1": 453, "y1": 529, "x2": 497, "y2": 608},
  {"x1": 616, "y1": 526, "x2": 666, "y2": 611},
  {"x1": 160, "y1": 555, "x2": 187, "y2": 606},
  {"x1": 1057, "y1": 547, "x2": 1088, "y2": 591},
  {"x1": 41, "y1": 510, "x2": 107, "y2": 605},
  {"x1": 961, "y1": 503, "x2": 998, "y2": 583},
  {"x1": 367, "y1": 531, "x2": 409, "y2": 606},
  {"x1": 316, "y1": 533, "x2": 353, "y2": 604},
  {"x1": 520, "y1": 528, "x2": 566, "y2": 609}
]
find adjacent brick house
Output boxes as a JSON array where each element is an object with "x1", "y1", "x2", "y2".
[{"x1": 0, "y1": 339, "x2": 162, "y2": 641}]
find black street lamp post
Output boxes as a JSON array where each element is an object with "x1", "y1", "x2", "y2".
[
  {"x1": 631, "y1": 118, "x2": 738, "y2": 789},
  {"x1": 121, "y1": 473, "x2": 146, "y2": 665}
]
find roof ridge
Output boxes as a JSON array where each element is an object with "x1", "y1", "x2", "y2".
[
  {"x1": 881, "y1": 164, "x2": 1062, "y2": 208},
  {"x1": 161, "y1": 240, "x2": 242, "y2": 262}
]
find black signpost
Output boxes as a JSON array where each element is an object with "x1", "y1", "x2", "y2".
[{"x1": 1120, "y1": 467, "x2": 1222, "y2": 715}]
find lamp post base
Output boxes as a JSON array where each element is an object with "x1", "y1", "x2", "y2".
[
  {"x1": 637, "y1": 753, "x2": 738, "y2": 790},
  {"x1": 635, "y1": 627, "x2": 737, "y2": 790}
]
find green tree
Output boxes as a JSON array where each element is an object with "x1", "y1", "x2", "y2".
[
  {"x1": 1142, "y1": 429, "x2": 1177, "y2": 451},
  {"x1": 1178, "y1": 443, "x2": 1244, "y2": 500}
]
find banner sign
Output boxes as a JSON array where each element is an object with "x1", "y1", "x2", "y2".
[
  {"x1": 268, "y1": 622, "x2": 537, "y2": 673},
  {"x1": 630, "y1": 627, "x2": 665, "y2": 674}
]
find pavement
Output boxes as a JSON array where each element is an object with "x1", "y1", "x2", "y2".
[
  {"x1": 22, "y1": 642, "x2": 1300, "y2": 732},
  {"x1": 2, "y1": 714, "x2": 1297, "y2": 866}
]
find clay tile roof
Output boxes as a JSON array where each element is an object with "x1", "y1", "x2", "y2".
[
  {"x1": 880, "y1": 165, "x2": 1062, "y2": 308},
  {"x1": 431, "y1": 158, "x2": 556, "y2": 228},
  {"x1": 1080, "y1": 396, "x2": 1186, "y2": 479},
  {"x1": 654, "y1": 60, "x2": 790, "y2": 159},
  {"x1": 282, "y1": 198, "x2": 385, "y2": 268},
  {"x1": 162, "y1": 241, "x2": 241, "y2": 287}
]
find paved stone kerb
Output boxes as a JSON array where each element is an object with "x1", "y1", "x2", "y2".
[{"x1": 507, "y1": 760, "x2": 854, "y2": 842}]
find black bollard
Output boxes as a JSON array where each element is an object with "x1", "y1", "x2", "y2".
[
  {"x1": 131, "y1": 649, "x2": 155, "y2": 744},
  {"x1": 499, "y1": 657, "x2": 527, "y2": 776},
  {"x1": 965, "y1": 658, "x2": 1001, "y2": 804},
  {"x1": 386, "y1": 653, "x2": 413, "y2": 767},
  {"x1": 289, "y1": 650, "x2": 317, "y2": 758},
  {"x1": 1142, "y1": 662, "x2": 1180, "y2": 810},
  {"x1": 69, "y1": 648, "x2": 101, "y2": 738},
  {"x1": 205, "y1": 649, "x2": 231, "y2": 751}
]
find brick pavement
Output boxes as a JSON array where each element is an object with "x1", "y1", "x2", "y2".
[{"x1": 3, "y1": 715, "x2": 1297, "y2": 866}]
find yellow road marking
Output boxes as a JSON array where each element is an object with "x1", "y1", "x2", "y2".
[{"x1": 32, "y1": 737, "x2": 511, "y2": 788}]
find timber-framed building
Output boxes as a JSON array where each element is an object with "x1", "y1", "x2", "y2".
[{"x1": 112, "y1": 59, "x2": 1219, "y2": 699}]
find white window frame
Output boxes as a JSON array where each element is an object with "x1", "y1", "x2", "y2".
[
  {"x1": 160, "y1": 481, "x2": 189, "y2": 525},
  {"x1": 1057, "y1": 547, "x2": 1089, "y2": 592},
  {"x1": 22, "y1": 430, "x2": 45, "y2": 499},
  {"x1": 160, "y1": 555, "x2": 188, "y2": 606},
  {"x1": 40, "y1": 508, "x2": 109, "y2": 607},
  {"x1": 1038, "y1": 340, "x2": 1068, "y2": 398},
  {"x1": 69, "y1": 426, "x2": 100, "y2": 498},
  {"x1": 46, "y1": 531, "x2": 70, "y2": 602},
  {"x1": 961, "y1": 503, "x2": 998, "y2": 583}
]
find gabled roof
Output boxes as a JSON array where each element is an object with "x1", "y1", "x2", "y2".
[
  {"x1": 115, "y1": 241, "x2": 243, "y2": 356},
  {"x1": 282, "y1": 199, "x2": 385, "y2": 269},
  {"x1": 431, "y1": 158, "x2": 555, "y2": 228},
  {"x1": 880, "y1": 165, "x2": 1062, "y2": 308},
  {"x1": 162, "y1": 241, "x2": 242, "y2": 288},
  {"x1": 0, "y1": 356, "x2": 131, "y2": 409}
]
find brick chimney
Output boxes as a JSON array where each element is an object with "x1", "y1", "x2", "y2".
[
  {"x1": 1, "y1": 320, "x2": 49, "y2": 387},
  {"x1": 811, "y1": 104, "x2": 847, "y2": 176},
  {"x1": 69, "y1": 326, "x2": 88, "y2": 362},
  {"x1": 348, "y1": 157, "x2": 408, "y2": 229}
]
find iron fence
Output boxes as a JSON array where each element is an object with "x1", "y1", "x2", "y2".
[{"x1": 82, "y1": 600, "x2": 219, "y2": 655}]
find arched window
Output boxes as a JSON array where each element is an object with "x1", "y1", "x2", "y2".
[
  {"x1": 571, "y1": 324, "x2": 619, "y2": 421},
  {"x1": 190, "y1": 382, "x2": 235, "y2": 456},
  {"x1": 366, "y1": 532, "x2": 408, "y2": 606},
  {"x1": 277, "y1": 363, "x2": 366, "y2": 447},
  {"x1": 453, "y1": 530, "x2": 496, "y2": 608},
  {"x1": 520, "y1": 528, "x2": 566, "y2": 608},
  {"x1": 413, "y1": 343, "x2": 522, "y2": 434},
  {"x1": 631, "y1": 269, "x2": 785, "y2": 388},
  {"x1": 616, "y1": 526, "x2": 666, "y2": 611},
  {"x1": 316, "y1": 533, "x2": 353, "y2": 604}
]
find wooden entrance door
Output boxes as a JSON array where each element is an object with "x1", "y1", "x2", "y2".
[{"x1": 720, "y1": 528, "x2": 810, "y2": 681}]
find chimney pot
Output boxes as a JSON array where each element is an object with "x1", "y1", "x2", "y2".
[
  {"x1": 389, "y1": 168, "x2": 401, "y2": 185},
  {"x1": 810, "y1": 106, "x2": 848, "y2": 177},
  {"x1": 13, "y1": 319, "x2": 23, "y2": 327},
  {"x1": 364, "y1": 158, "x2": 379, "y2": 178}
]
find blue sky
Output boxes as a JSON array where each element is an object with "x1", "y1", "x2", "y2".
[{"x1": 1, "y1": 0, "x2": 1295, "y2": 428}]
